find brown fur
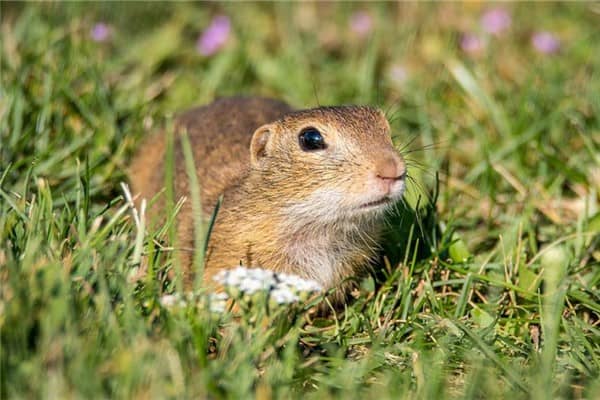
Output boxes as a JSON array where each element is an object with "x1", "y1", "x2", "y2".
[{"x1": 129, "y1": 96, "x2": 405, "y2": 297}]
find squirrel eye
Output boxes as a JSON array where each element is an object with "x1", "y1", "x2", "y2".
[{"x1": 298, "y1": 128, "x2": 326, "y2": 151}]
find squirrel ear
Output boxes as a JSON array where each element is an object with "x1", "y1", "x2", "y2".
[{"x1": 250, "y1": 124, "x2": 272, "y2": 167}]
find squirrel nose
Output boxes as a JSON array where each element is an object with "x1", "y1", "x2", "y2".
[{"x1": 375, "y1": 154, "x2": 405, "y2": 182}]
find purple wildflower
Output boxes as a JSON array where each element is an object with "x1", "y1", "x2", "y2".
[
  {"x1": 90, "y1": 22, "x2": 111, "y2": 42},
  {"x1": 480, "y1": 8, "x2": 511, "y2": 35},
  {"x1": 531, "y1": 31, "x2": 560, "y2": 54},
  {"x1": 460, "y1": 33, "x2": 485, "y2": 54},
  {"x1": 196, "y1": 15, "x2": 231, "y2": 56},
  {"x1": 349, "y1": 11, "x2": 373, "y2": 37}
]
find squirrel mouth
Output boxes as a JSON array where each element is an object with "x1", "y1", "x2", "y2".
[{"x1": 359, "y1": 196, "x2": 392, "y2": 209}]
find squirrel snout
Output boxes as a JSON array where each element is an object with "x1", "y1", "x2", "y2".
[{"x1": 374, "y1": 155, "x2": 406, "y2": 183}]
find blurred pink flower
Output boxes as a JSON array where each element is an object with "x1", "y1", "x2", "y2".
[
  {"x1": 90, "y1": 22, "x2": 111, "y2": 42},
  {"x1": 460, "y1": 33, "x2": 485, "y2": 54},
  {"x1": 349, "y1": 11, "x2": 373, "y2": 37},
  {"x1": 531, "y1": 31, "x2": 560, "y2": 54},
  {"x1": 389, "y1": 64, "x2": 408, "y2": 84},
  {"x1": 480, "y1": 8, "x2": 511, "y2": 35},
  {"x1": 197, "y1": 15, "x2": 231, "y2": 56}
]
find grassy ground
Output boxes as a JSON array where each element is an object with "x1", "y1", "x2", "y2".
[{"x1": 2, "y1": 2, "x2": 599, "y2": 399}]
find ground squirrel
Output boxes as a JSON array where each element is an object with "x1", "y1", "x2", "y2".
[{"x1": 129, "y1": 96, "x2": 406, "y2": 297}]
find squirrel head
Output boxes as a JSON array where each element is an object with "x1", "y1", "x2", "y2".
[{"x1": 249, "y1": 106, "x2": 406, "y2": 223}]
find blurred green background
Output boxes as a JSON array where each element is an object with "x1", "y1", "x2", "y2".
[{"x1": 1, "y1": 2, "x2": 599, "y2": 399}]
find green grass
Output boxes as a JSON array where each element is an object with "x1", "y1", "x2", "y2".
[{"x1": 2, "y1": 2, "x2": 599, "y2": 399}]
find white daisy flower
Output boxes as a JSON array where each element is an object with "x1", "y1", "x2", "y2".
[
  {"x1": 277, "y1": 273, "x2": 322, "y2": 293},
  {"x1": 208, "y1": 292, "x2": 229, "y2": 313},
  {"x1": 270, "y1": 287, "x2": 300, "y2": 305},
  {"x1": 213, "y1": 266, "x2": 322, "y2": 307}
]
